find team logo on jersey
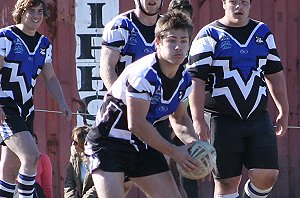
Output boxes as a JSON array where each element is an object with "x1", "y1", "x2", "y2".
[
  {"x1": 13, "y1": 39, "x2": 24, "y2": 54},
  {"x1": 129, "y1": 29, "x2": 138, "y2": 45},
  {"x1": 40, "y1": 47, "x2": 46, "y2": 56},
  {"x1": 255, "y1": 36, "x2": 264, "y2": 44},
  {"x1": 151, "y1": 88, "x2": 161, "y2": 104},
  {"x1": 219, "y1": 34, "x2": 232, "y2": 50}
]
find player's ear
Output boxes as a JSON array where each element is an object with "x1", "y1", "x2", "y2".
[{"x1": 155, "y1": 37, "x2": 161, "y2": 49}]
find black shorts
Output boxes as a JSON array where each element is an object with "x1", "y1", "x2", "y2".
[
  {"x1": 0, "y1": 105, "x2": 34, "y2": 145},
  {"x1": 85, "y1": 138, "x2": 169, "y2": 178},
  {"x1": 206, "y1": 111, "x2": 278, "y2": 179}
]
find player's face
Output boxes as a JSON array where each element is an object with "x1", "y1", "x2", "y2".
[
  {"x1": 157, "y1": 29, "x2": 190, "y2": 67},
  {"x1": 72, "y1": 135, "x2": 84, "y2": 153},
  {"x1": 139, "y1": 0, "x2": 163, "y2": 15},
  {"x1": 20, "y1": 4, "x2": 44, "y2": 34},
  {"x1": 223, "y1": 0, "x2": 251, "y2": 27}
]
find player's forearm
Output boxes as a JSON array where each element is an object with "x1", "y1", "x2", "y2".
[
  {"x1": 189, "y1": 79, "x2": 206, "y2": 121},
  {"x1": 169, "y1": 115, "x2": 198, "y2": 144},
  {"x1": 265, "y1": 72, "x2": 289, "y2": 116},
  {"x1": 44, "y1": 76, "x2": 68, "y2": 107},
  {"x1": 129, "y1": 119, "x2": 175, "y2": 156}
]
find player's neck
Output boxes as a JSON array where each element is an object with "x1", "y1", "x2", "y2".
[
  {"x1": 15, "y1": 24, "x2": 36, "y2": 36},
  {"x1": 157, "y1": 57, "x2": 179, "y2": 79},
  {"x1": 134, "y1": 9, "x2": 158, "y2": 26}
]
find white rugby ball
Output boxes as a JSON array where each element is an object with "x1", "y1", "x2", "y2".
[{"x1": 177, "y1": 141, "x2": 216, "y2": 180}]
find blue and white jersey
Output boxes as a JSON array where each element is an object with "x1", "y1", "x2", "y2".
[
  {"x1": 102, "y1": 10, "x2": 156, "y2": 76},
  {"x1": 88, "y1": 53, "x2": 193, "y2": 151},
  {"x1": 0, "y1": 26, "x2": 52, "y2": 119},
  {"x1": 187, "y1": 19, "x2": 283, "y2": 120}
]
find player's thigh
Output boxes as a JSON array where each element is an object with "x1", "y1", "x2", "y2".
[
  {"x1": 92, "y1": 169, "x2": 125, "y2": 198},
  {"x1": 132, "y1": 171, "x2": 181, "y2": 198},
  {"x1": 245, "y1": 117, "x2": 278, "y2": 170},
  {"x1": 5, "y1": 131, "x2": 39, "y2": 162},
  {"x1": 0, "y1": 146, "x2": 20, "y2": 180},
  {"x1": 207, "y1": 114, "x2": 245, "y2": 179}
]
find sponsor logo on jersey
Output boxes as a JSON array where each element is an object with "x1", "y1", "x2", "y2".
[
  {"x1": 144, "y1": 48, "x2": 153, "y2": 54},
  {"x1": 255, "y1": 36, "x2": 264, "y2": 44},
  {"x1": 159, "y1": 106, "x2": 168, "y2": 112},
  {"x1": 178, "y1": 89, "x2": 184, "y2": 100},
  {"x1": 40, "y1": 47, "x2": 46, "y2": 56},
  {"x1": 240, "y1": 48, "x2": 248, "y2": 54}
]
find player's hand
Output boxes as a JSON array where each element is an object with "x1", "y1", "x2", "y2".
[
  {"x1": 193, "y1": 119, "x2": 210, "y2": 141},
  {"x1": 0, "y1": 106, "x2": 6, "y2": 124},
  {"x1": 170, "y1": 143, "x2": 199, "y2": 173},
  {"x1": 275, "y1": 113, "x2": 288, "y2": 137},
  {"x1": 60, "y1": 103, "x2": 72, "y2": 121}
]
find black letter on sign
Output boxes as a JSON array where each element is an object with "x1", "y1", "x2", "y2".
[{"x1": 88, "y1": 3, "x2": 105, "y2": 28}]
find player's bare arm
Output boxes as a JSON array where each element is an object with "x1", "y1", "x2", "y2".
[
  {"x1": 41, "y1": 62, "x2": 72, "y2": 120},
  {"x1": 100, "y1": 46, "x2": 121, "y2": 89},
  {"x1": 265, "y1": 71, "x2": 289, "y2": 136},
  {"x1": 189, "y1": 78, "x2": 210, "y2": 141},
  {"x1": 169, "y1": 101, "x2": 198, "y2": 144},
  {"x1": 126, "y1": 95, "x2": 198, "y2": 171}
]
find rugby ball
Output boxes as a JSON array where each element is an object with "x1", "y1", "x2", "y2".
[{"x1": 177, "y1": 141, "x2": 216, "y2": 180}]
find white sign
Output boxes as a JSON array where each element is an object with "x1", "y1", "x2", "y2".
[{"x1": 75, "y1": 0, "x2": 119, "y2": 125}]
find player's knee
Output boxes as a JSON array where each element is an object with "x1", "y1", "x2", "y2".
[
  {"x1": 249, "y1": 169, "x2": 279, "y2": 189},
  {"x1": 22, "y1": 151, "x2": 39, "y2": 168},
  {"x1": 215, "y1": 177, "x2": 241, "y2": 192}
]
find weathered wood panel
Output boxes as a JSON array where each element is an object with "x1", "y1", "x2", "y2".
[{"x1": 1, "y1": 0, "x2": 299, "y2": 197}]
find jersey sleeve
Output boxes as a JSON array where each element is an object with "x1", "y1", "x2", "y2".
[
  {"x1": 187, "y1": 27, "x2": 215, "y2": 81},
  {"x1": 101, "y1": 16, "x2": 130, "y2": 53},
  {"x1": 45, "y1": 43, "x2": 52, "y2": 63},
  {"x1": 126, "y1": 75, "x2": 153, "y2": 101},
  {"x1": 264, "y1": 32, "x2": 283, "y2": 74},
  {"x1": 0, "y1": 30, "x2": 9, "y2": 57}
]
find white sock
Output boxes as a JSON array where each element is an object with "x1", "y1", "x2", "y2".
[
  {"x1": 244, "y1": 179, "x2": 272, "y2": 198},
  {"x1": 214, "y1": 192, "x2": 239, "y2": 198}
]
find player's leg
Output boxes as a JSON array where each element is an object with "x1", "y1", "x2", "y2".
[
  {"x1": 92, "y1": 169, "x2": 125, "y2": 197},
  {"x1": 0, "y1": 146, "x2": 19, "y2": 197},
  {"x1": 243, "y1": 113, "x2": 279, "y2": 198},
  {"x1": 209, "y1": 113, "x2": 245, "y2": 198},
  {"x1": 2, "y1": 131, "x2": 39, "y2": 198},
  {"x1": 132, "y1": 170, "x2": 182, "y2": 198}
]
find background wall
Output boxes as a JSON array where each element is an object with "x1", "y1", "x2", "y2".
[{"x1": 1, "y1": 0, "x2": 299, "y2": 197}]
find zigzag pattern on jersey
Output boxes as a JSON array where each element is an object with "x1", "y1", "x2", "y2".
[
  {"x1": 0, "y1": 28, "x2": 49, "y2": 118},
  {"x1": 188, "y1": 20, "x2": 282, "y2": 119}
]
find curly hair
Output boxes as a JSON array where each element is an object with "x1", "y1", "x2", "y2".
[{"x1": 12, "y1": 0, "x2": 49, "y2": 24}]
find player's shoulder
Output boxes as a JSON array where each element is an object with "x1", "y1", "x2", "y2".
[
  {"x1": 0, "y1": 26, "x2": 14, "y2": 37},
  {"x1": 105, "y1": 10, "x2": 135, "y2": 30}
]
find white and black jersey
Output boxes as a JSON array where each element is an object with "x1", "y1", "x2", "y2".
[
  {"x1": 87, "y1": 53, "x2": 193, "y2": 151},
  {"x1": 102, "y1": 10, "x2": 156, "y2": 76},
  {"x1": 187, "y1": 19, "x2": 283, "y2": 120},
  {"x1": 0, "y1": 26, "x2": 51, "y2": 119}
]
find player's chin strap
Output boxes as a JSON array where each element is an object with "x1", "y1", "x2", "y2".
[{"x1": 137, "y1": 0, "x2": 163, "y2": 16}]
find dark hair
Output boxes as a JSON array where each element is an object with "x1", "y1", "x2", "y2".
[
  {"x1": 12, "y1": 0, "x2": 49, "y2": 24},
  {"x1": 168, "y1": 0, "x2": 193, "y2": 17},
  {"x1": 71, "y1": 125, "x2": 89, "y2": 145},
  {"x1": 155, "y1": 10, "x2": 193, "y2": 41}
]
